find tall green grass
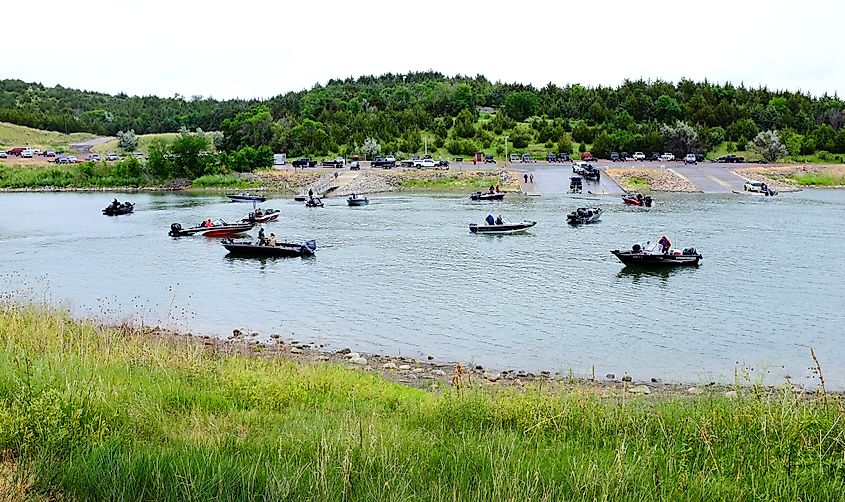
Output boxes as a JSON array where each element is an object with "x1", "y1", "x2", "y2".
[
  {"x1": 785, "y1": 171, "x2": 845, "y2": 186},
  {"x1": 1, "y1": 303, "x2": 843, "y2": 500}
]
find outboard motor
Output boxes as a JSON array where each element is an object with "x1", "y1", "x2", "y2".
[
  {"x1": 632, "y1": 243, "x2": 642, "y2": 253},
  {"x1": 304, "y1": 240, "x2": 317, "y2": 251},
  {"x1": 644, "y1": 196, "x2": 653, "y2": 207},
  {"x1": 170, "y1": 223, "x2": 182, "y2": 232},
  {"x1": 683, "y1": 247, "x2": 697, "y2": 256}
]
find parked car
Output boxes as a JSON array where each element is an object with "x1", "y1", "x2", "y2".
[
  {"x1": 633, "y1": 151, "x2": 646, "y2": 161},
  {"x1": 385, "y1": 155, "x2": 396, "y2": 163},
  {"x1": 87, "y1": 154, "x2": 101, "y2": 162},
  {"x1": 21, "y1": 149, "x2": 33, "y2": 158},
  {"x1": 521, "y1": 154, "x2": 533, "y2": 163},
  {"x1": 292, "y1": 158, "x2": 316, "y2": 168},
  {"x1": 106, "y1": 153, "x2": 120, "y2": 161},
  {"x1": 558, "y1": 152, "x2": 569, "y2": 162},
  {"x1": 713, "y1": 154, "x2": 744, "y2": 163},
  {"x1": 0, "y1": 151, "x2": 7, "y2": 159},
  {"x1": 509, "y1": 154, "x2": 520, "y2": 163},
  {"x1": 683, "y1": 153, "x2": 697, "y2": 165},
  {"x1": 546, "y1": 153, "x2": 557, "y2": 163},
  {"x1": 349, "y1": 161, "x2": 360, "y2": 170},
  {"x1": 321, "y1": 157, "x2": 345, "y2": 168},
  {"x1": 435, "y1": 160, "x2": 449, "y2": 169},
  {"x1": 6, "y1": 147, "x2": 27, "y2": 156},
  {"x1": 650, "y1": 152, "x2": 661, "y2": 161},
  {"x1": 581, "y1": 152, "x2": 594, "y2": 161},
  {"x1": 414, "y1": 158, "x2": 436, "y2": 168},
  {"x1": 621, "y1": 151, "x2": 631, "y2": 161},
  {"x1": 609, "y1": 152, "x2": 620, "y2": 162},
  {"x1": 659, "y1": 152, "x2": 675, "y2": 161},
  {"x1": 44, "y1": 150, "x2": 56, "y2": 157},
  {"x1": 484, "y1": 154, "x2": 496, "y2": 164},
  {"x1": 133, "y1": 152, "x2": 145, "y2": 159}
]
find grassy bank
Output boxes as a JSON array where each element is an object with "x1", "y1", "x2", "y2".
[
  {"x1": 0, "y1": 164, "x2": 144, "y2": 189},
  {"x1": 782, "y1": 171, "x2": 845, "y2": 186},
  {"x1": 1, "y1": 303, "x2": 843, "y2": 500},
  {"x1": 0, "y1": 121, "x2": 94, "y2": 151},
  {"x1": 397, "y1": 174, "x2": 502, "y2": 190}
]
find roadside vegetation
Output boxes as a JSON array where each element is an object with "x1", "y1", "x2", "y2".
[
  {"x1": 781, "y1": 170, "x2": 845, "y2": 186},
  {"x1": 1, "y1": 303, "x2": 843, "y2": 500},
  {"x1": 621, "y1": 176, "x2": 651, "y2": 191},
  {"x1": 398, "y1": 174, "x2": 502, "y2": 190},
  {"x1": 0, "y1": 159, "x2": 146, "y2": 188}
]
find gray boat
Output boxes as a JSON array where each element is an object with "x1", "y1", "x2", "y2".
[
  {"x1": 347, "y1": 194, "x2": 369, "y2": 206},
  {"x1": 567, "y1": 207, "x2": 602, "y2": 225}
]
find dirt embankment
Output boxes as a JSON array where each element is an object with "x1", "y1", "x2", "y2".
[
  {"x1": 604, "y1": 168, "x2": 698, "y2": 192},
  {"x1": 734, "y1": 164, "x2": 845, "y2": 189}
]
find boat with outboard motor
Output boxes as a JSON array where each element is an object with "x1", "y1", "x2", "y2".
[
  {"x1": 227, "y1": 193, "x2": 267, "y2": 203},
  {"x1": 347, "y1": 194, "x2": 369, "y2": 206},
  {"x1": 222, "y1": 239, "x2": 316, "y2": 257},
  {"x1": 102, "y1": 200, "x2": 134, "y2": 216},
  {"x1": 566, "y1": 207, "x2": 602, "y2": 225},
  {"x1": 241, "y1": 208, "x2": 280, "y2": 223},
  {"x1": 622, "y1": 194, "x2": 653, "y2": 207},
  {"x1": 169, "y1": 219, "x2": 255, "y2": 237},
  {"x1": 469, "y1": 215, "x2": 536, "y2": 234},
  {"x1": 305, "y1": 197, "x2": 324, "y2": 208},
  {"x1": 470, "y1": 191, "x2": 505, "y2": 201},
  {"x1": 611, "y1": 241, "x2": 702, "y2": 267}
]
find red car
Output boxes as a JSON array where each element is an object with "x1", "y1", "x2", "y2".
[
  {"x1": 581, "y1": 152, "x2": 594, "y2": 161},
  {"x1": 6, "y1": 147, "x2": 27, "y2": 156}
]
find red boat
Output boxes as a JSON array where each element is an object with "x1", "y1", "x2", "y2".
[
  {"x1": 169, "y1": 220, "x2": 255, "y2": 237},
  {"x1": 622, "y1": 194, "x2": 653, "y2": 207}
]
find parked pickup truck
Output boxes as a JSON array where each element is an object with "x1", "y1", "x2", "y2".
[
  {"x1": 321, "y1": 157, "x2": 345, "y2": 168},
  {"x1": 371, "y1": 157, "x2": 395, "y2": 168},
  {"x1": 292, "y1": 158, "x2": 317, "y2": 168},
  {"x1": 712, "y1": 154, "x2": 744, "y2": 163}
]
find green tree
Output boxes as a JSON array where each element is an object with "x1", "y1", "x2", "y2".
[
  {"x1": 146, "y1": 138, "x2": 173, "y2": 180},
  {"x1": 654, "y1": 95, "x2": 682, "y2": 123},
  {"x1": 171, "y1": 131, "x2": 212, "y2": 178},
  {"x1": 556, "y1": 132, "x2": 573, "y2": 155},
  {"x1": 746, "y1": 130, "x2": 788, "y2": 163},
  {"x1": 453, "y1": 108, "x2": 477, "y2": 139},
  {"x1": 726, "y1": 118, "x2": 759, "y2": 145},
  {"x1": 117, "y1": 129, "x2": 138, "y2": 152},
  {"x1": 509, "y1": 125, "x2": 533, "y2": 149},
  {"x1": 660, "y1": 120, "x2": 701, "y2": 155},
  {"x1": 453, "y1": 83, "x2": 476, "y2": 112},
  {"x1": 503, "y1": 92, "x2": 539, "y2": 122}
]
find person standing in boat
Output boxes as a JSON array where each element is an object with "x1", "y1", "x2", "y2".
[
  {"x1": 658, "y1": 235, "x2": 671, "y2": 254},
  {"x1": 308, "y1": 188, "x2": 314, "y2": 199},
  {"x1": 258, "y1": 227, "x2": 266, "y2": 245}
]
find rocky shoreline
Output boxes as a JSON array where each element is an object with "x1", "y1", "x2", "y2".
[
  {"x1": 603, "y1": 168, "x2": 699, "y2": 192},
  {"x1": 139, "y1": 324, "x2": 831, "y2": 400}
]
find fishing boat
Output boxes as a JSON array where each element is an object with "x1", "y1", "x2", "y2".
[
  {"x1": 469, "y1": 220, "x2": 536, "y2": 234},
  {"x1": 566, "y1": 207, "x2": 602, "y2": 225},
  {"x1": 169, "y1": 220, "x2": 255, "y2": 237},
  {"x1": 227, "y1": 193, "x2": 267, "y2": 203},
  {"x1": 569, "y1": 176, "x2": 583, "y2": 194},
  {"x1": 222, "y1": 239, "x2": 316, "y2": 257},
  {"x1": 611, "y1": 243, "x2": 702, "y2": 267},
  {"x1": 347, "y1": 194, "x2": 369, "y2": 206},
  {"x1": 241, "y1": 208, "x2": 281, "y2": 223},
  {"x1": 305, "y1": 197, "x2": 324, "y2": 208},
  {"x1": 102, "y1": 201, "x2": 134, "y2": 216},
  {"x1": 470, "y1": 191, "x2": 505, "y2": 201},
  {"x1": 622, "y1": 194, "x2": 653, "y2": 207}
]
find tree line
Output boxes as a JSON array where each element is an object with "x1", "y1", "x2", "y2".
[{"x1": 3, "y1": 73, "x2": 845, "y2": 166}]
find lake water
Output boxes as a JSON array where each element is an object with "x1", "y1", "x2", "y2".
[{"x1": 1, "y1": 189, "x2": 843, "y2": 388}]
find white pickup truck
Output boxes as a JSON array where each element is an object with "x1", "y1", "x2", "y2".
[{"x1": 659, "y1": 152, "x2": 675, "y2": 162}]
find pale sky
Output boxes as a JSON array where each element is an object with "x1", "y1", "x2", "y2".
[{"x1": 3, "y1": 0, "x2": 843, "y2": 100}]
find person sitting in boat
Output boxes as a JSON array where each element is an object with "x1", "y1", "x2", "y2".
[
  {"x1": 202, "y1": 218, "x2": 213, "y2": 228},
  {"x1": 485, "y1": 214, "x2": 495, "y2": 225},
  {"x1": 658, "y1": 235, "x2": 671, "y2": 254},
  {"x1": 636, "y1": 193, "x2": 644, "y2": 203},
  {"x1": 488, "y1": 185, "x2": 495, "y2": 194},
  {"x1": 495, "y1": 214, "x2": 504, "y2": 225},
  {"x1": 267, "y1": 233, "x2": 277, "y2": 246}
]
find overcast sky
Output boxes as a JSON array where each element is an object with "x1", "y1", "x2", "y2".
[{"x1": 3, "y1": 0, "x2": 843, "y2": 100}]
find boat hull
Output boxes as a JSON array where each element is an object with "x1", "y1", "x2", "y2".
[
  {"x1": 223, "y1": 240, "x2": 316, "y2": 257},
  {"x1": 470, "y1": 192, "x2": 505, "y2": 201},
  {"x1": 469, "y1": 221, "x2": 536, "y2": 234},
  {"x1": 567, "y1": 208, "x2": 602, "y2": 225},
  {"x1": 611, "y1": 250, "x2": 702, "y2": 267},
  {"x1": 227, "y1": 194, "x2": 267, "y2": 203},
  {"x1": 103, "y1": 203, "x2": 134, "y2": 216},
  {"x1": 242, "y1": 209, "x2": 280, "y2": 223},
  {"x1": 347, "y1": 197, "x2": 369, "y2": 206},
  {"x1": 169, "y1": 222, "x2": 255, "y2": 237}
]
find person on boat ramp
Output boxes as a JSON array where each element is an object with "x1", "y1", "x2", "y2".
[
  {"x1": 658, "y1": 235, "x2": 671, "y2": 254},
  {"x1": 485, "y1": 214, "x2": 495, "y2": 225},
  {"x1": 495, "y1": 214, "x2": 504, "y2": 225},
  {"x1": 267, "y1": 233, "x2": 277, "y2": 246},
  {"x1": 258, "y1": 227, "x2": 266, "y2": 245}
]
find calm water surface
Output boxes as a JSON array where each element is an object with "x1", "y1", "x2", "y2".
[{"x1": 1, "y1": 189, "x2": 843, "y2": 387}]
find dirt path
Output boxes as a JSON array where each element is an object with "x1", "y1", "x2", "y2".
[{"x1": 69, "y1": 136, "x2": 113, "y2": 154}]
